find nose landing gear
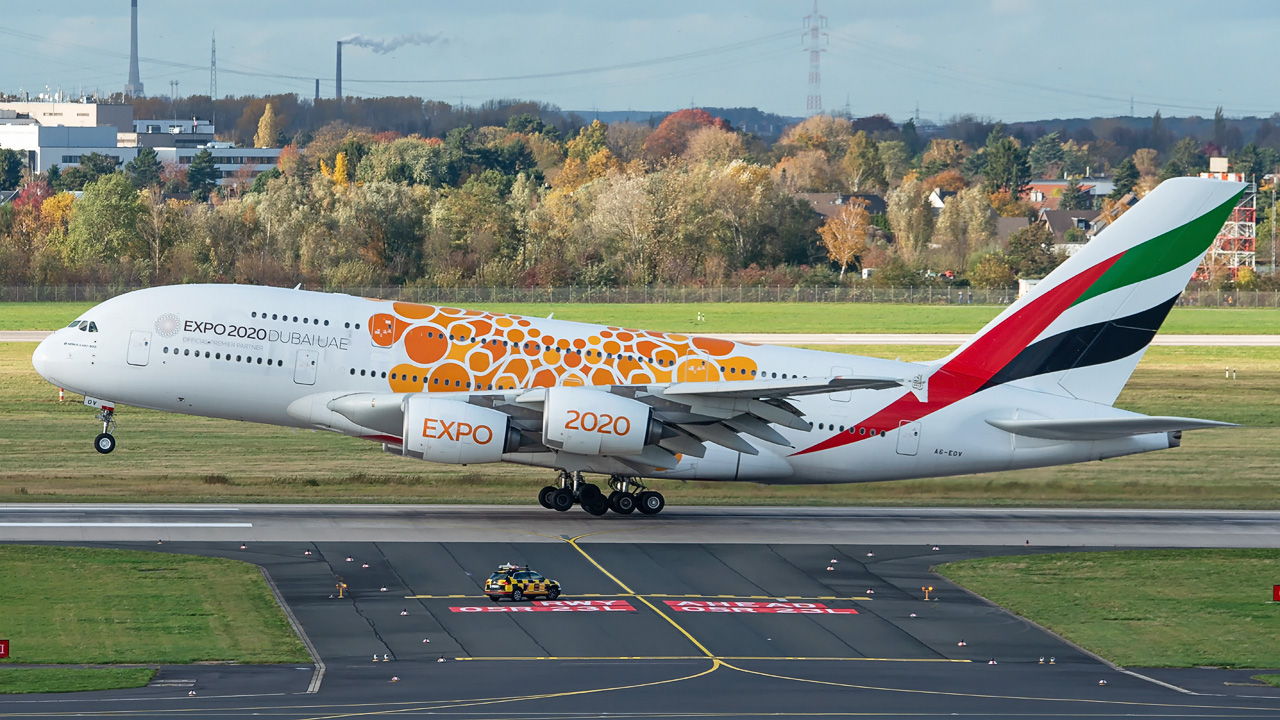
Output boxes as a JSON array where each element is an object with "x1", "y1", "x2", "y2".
[
  {"x1": 93, "y1": 407, "x2": 117, "y2": 454},
  {"x1": 533, "y1": 472, "x2": 664, "y2": 516}
]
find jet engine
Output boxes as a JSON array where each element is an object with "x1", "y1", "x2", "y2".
[
  {"x1": 402, "y1": 396, "x2": 520, "y2": 464},
  {"x1": 542, "y1": 386, "x2": 663, "y2": 456}
]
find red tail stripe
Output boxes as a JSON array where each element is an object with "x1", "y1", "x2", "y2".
[{"x1": 790, "y1": 252, "x2": 1122, "y2": 457}]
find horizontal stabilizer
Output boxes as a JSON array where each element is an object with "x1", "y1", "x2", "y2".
[{"x1": 987, "y1": 415, "x2": 1238, "y2": 441}]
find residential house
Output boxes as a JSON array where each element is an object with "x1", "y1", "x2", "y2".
[{"x1": 799, "y1": 192, "x2": 887, "y2": 219}]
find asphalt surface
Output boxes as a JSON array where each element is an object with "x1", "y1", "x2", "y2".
[
  {"x1": 3, "y1": 504, "x2": 1280, "y2": 546},
  {"x1": 7, "y1": 330, "x2": 1280, "y2": 345},
  {"x1": 2, "y1": 511, "x2": 1280, "y2": 719}
]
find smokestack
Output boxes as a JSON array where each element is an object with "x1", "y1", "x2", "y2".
[
  {"x1": 315, "y1": 78, "x2": 320, "y2": 102},
  {"x1": 335, "y1": 41, "x2": 342, "y2": 100},
  {"x1": 124, "y1": 0, "x2": 144, "y2": 96}
]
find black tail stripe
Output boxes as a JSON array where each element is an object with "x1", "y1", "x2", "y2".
[{"x1": 980, "y1": 294, "x2": 1180, "y2": 390}]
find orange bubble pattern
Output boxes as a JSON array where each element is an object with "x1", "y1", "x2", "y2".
[{"x1": 375, "y1": 301, "x2": 759, "y2": 394}]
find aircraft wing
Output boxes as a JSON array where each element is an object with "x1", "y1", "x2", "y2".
[
  {"x1": 310, "y1": 373, "x2": 916, "y2": 469},
  {"x1": 986, "y1": 416, "x2": 1238, "y2": 441},
  {"x1": 661, "y1": 375, "x2": 904, "y2": 399}
]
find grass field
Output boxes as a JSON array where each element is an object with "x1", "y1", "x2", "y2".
[
  {"x1": 4, "y1": 301, "x2": 1279, "y2": 334},
  {"x1": 2, "y1": 341, "x2": 1277, "y2": 507},
  {"x1": 0, "y1": 545, "x2": 308, "y2": 693},
  {"x1": 0, "y1": 668, "x2": 157, "y2": 694},
  {"x1": 937, "y1": 549, "x2": 1280, "y2": 668},
  {"x1": 0, "y1": 545, "x2": 308, "y2": 666}
]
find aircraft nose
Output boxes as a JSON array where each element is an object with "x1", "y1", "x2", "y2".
[{"x1": 31, "y1": 335, "x2": 55, "y2": 382}]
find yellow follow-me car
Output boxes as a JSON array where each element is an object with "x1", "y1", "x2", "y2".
[{"x1": 485, "y1": 563, "x2": 562, "y2": 602}]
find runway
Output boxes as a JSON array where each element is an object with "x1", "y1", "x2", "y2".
[
  {"x1": 2, "y1": 504, "x2": 1279, "y2": 546},
  {"x1": 6, "y1": 330, "x2": 1280, "y2": 345},
  {"x1": 2, "y1": 507, "x2": 1279, "y2": 719}
]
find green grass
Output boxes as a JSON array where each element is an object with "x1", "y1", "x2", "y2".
[
  {"x1": 0, "y1": 668, "x2": 157, "y2": 694},
  {"x1": 4, "y1": 301, "x2": 1279, "y2": 334},
  {"x1": 1254, "y1": 675, "x2": 1280, "y2": 687},
  {"x1": 3, "y1": 341, "x2": 1279, "y2": 506},
  {"x1": 938, "y1": 549, "x2": 1280, "y2": 668},
  {"x1": 0, "y1": 545, "x2": 309, "y2": 666}
]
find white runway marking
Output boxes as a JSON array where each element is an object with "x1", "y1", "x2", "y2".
[{"x1": 0, "y1": 522, "x2": 253, "y2": 528}]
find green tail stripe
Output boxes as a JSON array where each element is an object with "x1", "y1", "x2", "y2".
[{"x1": 1072, "y1": 190, "x2": 1243, "y2": 307}]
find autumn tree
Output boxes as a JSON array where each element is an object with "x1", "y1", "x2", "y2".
[
  {"x1": 331, "y1": 151, "x2": 351, "y2": 186},
  {"x1": 886, "y1": 176, "x2": 934, "y2": 262},
  {"x1": 1132, "y1": 148, "x2": 1158, "y2": 177},
  {"x1": 841, "y1": 131, "x2": 886, "y2": 193},
  {"x1": 254, "y1": 102, "x2": 280, "y2": 148},
  {"x1": 1005, "y1": 224, "x2": 1061, "y2": 277},
  {"x1": 642, "y1": 109, "x2": 727, "y2": 162},
  {"x1": 566, "y1": 119, "x2": 609, "y2": 162},
  {"x1": 777, "y1": 114, "x2": 853, "y2": 156},
  {"x1": 683, "y1": 126, "x2": 745, "y2": 165},
  {"x1": 921, "y1": 139, "x2": 967, "y2": 176},
  {"x1": 65, "y1": 173, "x2": 144, "y2": 269},
  {"x1": 934, "y1": 186, "x2": 994, "y2": 269},
  {"x1": 970, "y1": 253, "x2": 1016, "y2": 288},
  {"x1": 818, "y1": 198, "x2": 871, "y2": 279},
  {"x1": 772, "y1": 150, "x2": 839, "y2": 192}
]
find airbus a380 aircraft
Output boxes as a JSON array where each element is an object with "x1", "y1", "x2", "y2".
[{"x1": 32, "y1": 178, "x2": 1242, "y2": 516}]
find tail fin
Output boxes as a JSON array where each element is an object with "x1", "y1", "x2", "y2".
[{"x1": 940, "y1": 177, "x2": 1245, "y2": 406}]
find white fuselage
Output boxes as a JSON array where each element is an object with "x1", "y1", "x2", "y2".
[{"x1": 31, "y1": 284, "x2": 1171, "y2": 485}]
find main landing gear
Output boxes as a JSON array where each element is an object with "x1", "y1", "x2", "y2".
[
  {"x1": 93, "y1": 407, "x2": 117, "y2": 454},
  {"x1": 537, "y1": 472, "x2": 664, "y2": 516}
]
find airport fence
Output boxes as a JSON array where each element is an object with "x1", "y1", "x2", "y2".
[{"x1": 3, "y1": 285, "x2": 1280, "y2": 307}]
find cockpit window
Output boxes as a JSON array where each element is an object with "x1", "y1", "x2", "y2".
[
  {"x1": 77, "y1": 321, "x2": 88, "y2": 331},
  {"x1": 87, "y1": 322, "x2": 98, "y2": 332},
  {"x1": 67, "y1": 321, "x2": 81, "y2": 328}
]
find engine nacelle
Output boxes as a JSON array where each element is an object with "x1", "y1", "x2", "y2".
[
  {"x1": 542, "y1": 386, "x2": 661, "y2": 456},
  {"x1": 402, "y1": 396, "x2": 519, "y2": 464}
]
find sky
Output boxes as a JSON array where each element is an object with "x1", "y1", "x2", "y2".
[{"x1": 3, "y1": 1, "x2": 1278, "y2": 123}]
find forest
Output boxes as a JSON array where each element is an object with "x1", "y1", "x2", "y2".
[{"x1": 1, "y1": 95, "x2": 1277, "y2": 291}]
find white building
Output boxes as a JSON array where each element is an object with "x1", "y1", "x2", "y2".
[
  {"x1": 0, "y1": 101, "x2": 281, "y2": 186},
  {"x1": 0, "y1": 116, "x2": 136, "y2": 173}
]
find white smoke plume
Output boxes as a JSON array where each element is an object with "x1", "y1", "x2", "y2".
[{"x1": 339, "y1": 33, "x2": 442, "y2": 54}]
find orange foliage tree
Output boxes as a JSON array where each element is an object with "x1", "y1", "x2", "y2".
[{"x1": 642, "y1": 109, "x2": 729, "y2": 162}]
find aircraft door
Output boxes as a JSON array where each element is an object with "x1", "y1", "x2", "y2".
[
  {"x1": 293, "y1": 349, "x2": 318, "y2": 385},
  {"x1": 895, "y1": 420, "x2": 920, "y2": 456},
  {"x1": 126, "y1": 331, "x2": 152, "y2": 366},
  {"x1": 831, "y1": 366, "x2": 853, "y2": 401}
]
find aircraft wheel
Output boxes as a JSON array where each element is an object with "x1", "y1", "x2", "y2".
[
  {"x1": 609, "y1": 491, "x2": 637, "y2": 515},
  {"x1": 538, "y1": 486, "x2": 557, "y2": 509},
  {"x1": 512, "y1": 587, "x2": 525, "y2": 602},
  {"x1": 550, "y1": 488, "x2": 575, "y2": 512},
  {"x1": 94, "y1": 433, "x2": 116, "y2": 454},
  {"x1": 582, "y1": 493, "x2": 609, "y2": 516},
  {"x1": 578, "y1": 483, "x2": 602, "y2": 501},
  {"x1": 637, "y1": 491, "x2": 665, "y2": 515}
]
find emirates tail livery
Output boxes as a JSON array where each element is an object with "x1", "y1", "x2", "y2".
[{"x1": 33, "y1": 178, "x2": 1242, "y2": 516}]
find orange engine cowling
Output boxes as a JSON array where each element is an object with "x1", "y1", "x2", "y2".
[
  {"x1": 402, "y1": 396, "x2": 520, "y2": 464},
  {"x1": 541, "y1": 387, "x2": 663, "y2": 456}
]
